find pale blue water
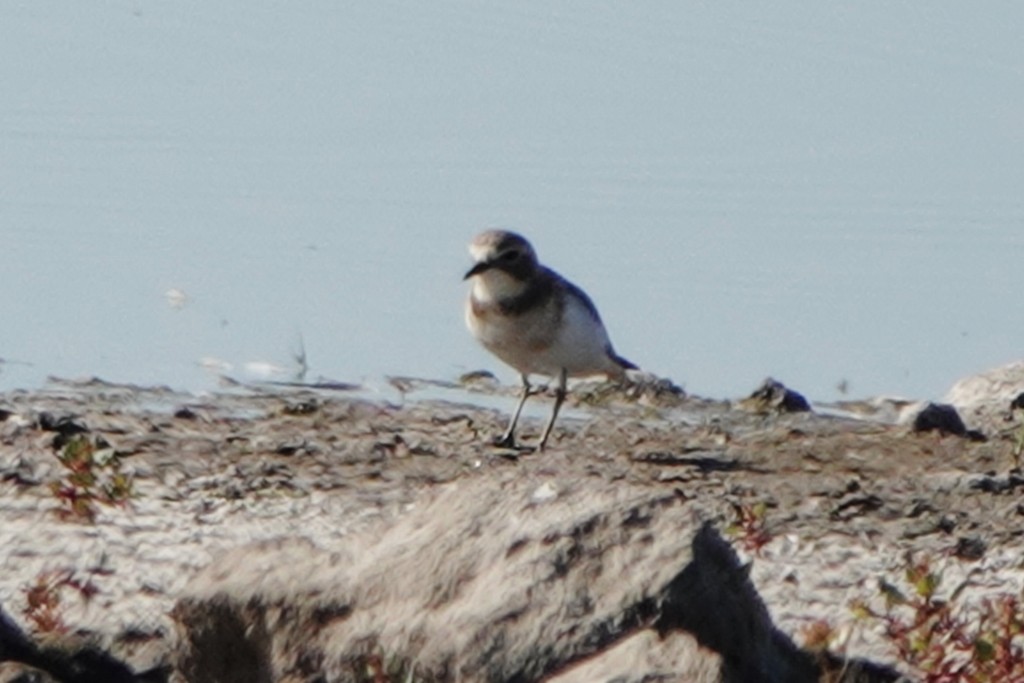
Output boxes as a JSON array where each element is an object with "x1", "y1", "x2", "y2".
[{"x1": 2, "y1": 1, "x2": 1022, "y2": 401}]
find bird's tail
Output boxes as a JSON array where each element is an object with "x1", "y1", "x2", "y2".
[
  {"x1": 614, "y1": 353, "x2": 638, "y2": 371},
  {"x1": 606, "y1": 346, "x2": 638, "y2": 380}
]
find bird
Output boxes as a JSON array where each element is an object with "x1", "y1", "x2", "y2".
[{"x1": 463, "y1": 229, "x2": 636, "y2": 451}]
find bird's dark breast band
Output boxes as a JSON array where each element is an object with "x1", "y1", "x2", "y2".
[{"x1": 496, "y1": 277, "x2": 555, "y2": 316}]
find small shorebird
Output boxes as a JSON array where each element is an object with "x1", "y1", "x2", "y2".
[{"x1": 463, "y1": 229, "x2": 636, "y2": 450}]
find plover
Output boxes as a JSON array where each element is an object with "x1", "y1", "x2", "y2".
[{"x1": 463, "y1": 229, "x2": 636, "y2": 450}]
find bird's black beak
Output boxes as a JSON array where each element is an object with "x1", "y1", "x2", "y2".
[{"x1": 463, "y1": 261, "x2": 492, "y2": 280}]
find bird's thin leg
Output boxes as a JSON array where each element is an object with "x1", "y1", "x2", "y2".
[
  {"x1": 495, "y1": 374, "x2": 531, "y2": 448},
  {"x1": 537, "y1": 367, "x2": 568, "y2": 452}
]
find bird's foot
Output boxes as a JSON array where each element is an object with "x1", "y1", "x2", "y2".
[{"x1": 492, "y1": 433, "x2": 535, "y2": 453}]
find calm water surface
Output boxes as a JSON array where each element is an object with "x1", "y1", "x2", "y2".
[{"x1": 2, "y1": 2, "x2": 1022, "y2": 401}]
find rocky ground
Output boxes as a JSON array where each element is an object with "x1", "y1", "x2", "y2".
[{"x1": 1, "y1": 370, "x2": 1023, "y2": 682}]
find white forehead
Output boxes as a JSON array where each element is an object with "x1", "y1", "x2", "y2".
[{"x1": 469, "y1": 241, "x2": 494, "y2": 262}]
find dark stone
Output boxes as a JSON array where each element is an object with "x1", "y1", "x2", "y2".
[
  {"x1": 36, "y1": 413, "x2": 89, "y2": 439},
  {"x1": 0, "y1": 604, "x2": 160, "y2": 683},
  {"x1": 1011, "y1": 392, "x2": 1024, "y2": 411},
  {"x1": 905, "y1": 499, "x2": 935, "y2": 518},
  {"x1": 745, "y1": 379, "x2": 812, "y2": 414},
  {"x1": 830, "y1": 495, "x2": 884, "y2": 522},
  {"x1": 281, "y1": 400, "x2": 319, "y2": 416},
  {"x1": 953, "y1": 535, "x2": 987, "y2": 561},
  {"x1": 632, "y1": 452, "x2": 739, "y2": 472},
  {"x1": 969, "y1": 471, "x2": 1024, "y2": 494},
  {"x1": 937, "y1": 514, "x2": 958, "y2": 533},
  {"x1": 912, "y1": 403, "x2": 967, "y2": 437}
]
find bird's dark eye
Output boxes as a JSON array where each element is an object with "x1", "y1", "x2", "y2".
[{"x1": 501, "y1": 250, "x2": 520, "y2": 262}]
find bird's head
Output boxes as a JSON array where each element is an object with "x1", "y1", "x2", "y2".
[{"x1": 463, "y1": 230, "x2": 539, "y2": 283}]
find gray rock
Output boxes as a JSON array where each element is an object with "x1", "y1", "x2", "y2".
[
  {"x1": 172, "y1": 476, "x2": 896, "y2": 683},
  {"x1": 945, "y1": 360, "x2": 1024, "y2": 433}
]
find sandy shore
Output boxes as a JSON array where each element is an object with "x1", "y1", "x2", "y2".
[{"x1": 1, "y1": 374, "x2": 1022, "y2": 680}]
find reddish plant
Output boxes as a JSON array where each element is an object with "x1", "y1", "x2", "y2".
[
  {"x1": 21, "y1": 569, "x2": 100, "y2": 636},
  {"x1": 727, "y1": 501, "x2": 773, "y2": 556},
  {"x1": 852, "y1": 555, "x2": 1024, "y2": 682},
  {"x1": 49, "y1": 435, "x2": 134, "y2": 522}
]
